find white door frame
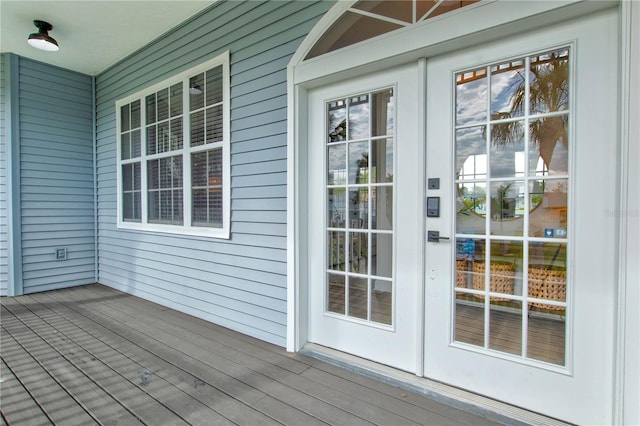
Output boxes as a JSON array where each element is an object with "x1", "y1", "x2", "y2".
[{"x1": 287, "y1": 1, "x2": 639, "y2": 424}]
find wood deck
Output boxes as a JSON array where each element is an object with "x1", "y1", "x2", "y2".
[{"x1": 1, "y1": 284, "x2": 500, "y2": 426}]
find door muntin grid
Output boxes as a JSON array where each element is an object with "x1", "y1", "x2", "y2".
[
  {"x1": 326, "y1": 88, "x2": 395, "y2": 326},
  {"x1": 453, "y1": 48, "x2": 571, "y2": 366}
]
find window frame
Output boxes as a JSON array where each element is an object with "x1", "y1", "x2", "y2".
[{"x1": 115, "y1": 51, "x2": 231, "y2": 239}]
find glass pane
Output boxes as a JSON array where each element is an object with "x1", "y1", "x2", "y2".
[
  {"x1": 371, "y1": 186, "x2": 392, "y2": 231},
  {"x1": 348, "y1": 141, "x2": 369, "y2": 184},
  {"x1": 305, "y1": 11, "x2": 402, "y2": 60},
  {"x1": 122, "y1": 164, "x2": 133, "y2": 191},
  {"x1": 348, "y1": 95, "x2": 369, "y2": 140},
  {"x1": 328, "y1": 99, "x2": 347, "y2": 142},
  {"x1": 191, "y1": 152, "x2": 207, "y2": 187},
  {"x1": 529, "y1": 49, "x2": 569, "y2": 114},
  {"x1": 491, "y1": 60, "x2": 525, "y2": 119},
  {"x1": 327, "y1": 274, "x2": 346, "y2": 315},
  {"x1": 425, "y1": 0, "x2": 480, "y2": 20},
  {"x1": 148, "y1": 191, "x2": 159, "y2": 221},
  {"x1": 206, "y1": 105, "x2": 223, "y2": 143},
  {"x1": 349, "y1": 231, "x2": 368, "y2": 274},
  {"x1": 327, "y1": 144, "x2": 346, "y2": 185},
  {"x1": 133, "y1": 163, "x2": 141, "y2": 190},
  {"x1": 489, "y1": 302, "x2": 522, "y2": 356},
  {"x1": 174, "y1": 189, "x2": 184, "y2": 223},
  {"x1": 527, "y1": 313, "x2": 566, "y2": 365},
  {"x1": 120, "y1": 104, "x2": 130, "y2": 132},
  {"x1": 190, "y1": 73, "x2": 205, "y2": 111},
  {"x1": 206, "y1": 66, "x2": 223, "y2": 106},
  {"x1": 130, "y1": 100, "x2": 141, "y2": 129},
  {"x1": 490, "y1": 121, "x2": 525, "y2": 178},
  {"x1": 123, "y1": 193, "x2": 133, "y2": 220},
  {"x1": 146, "y1": 94, "x2": 156, "y2": 124},
  {"x1": 328, "y1": 188, "x2": 346, "y2": 228},
  {"x1": 157, "y1": 88, "x2": 169, "y2": 121},
  {"x1": 371, "y1": 233, "x2": 392, "y2": 278},
  {"x1": 489, "y1": 181, "x2": 525, "y2": 236},
  {"x1": 490, "y1": 240, "x2": 523, "y2": 297},
  {"x1": 160, "y1": 158, "x2": 172, "y2": 188},
  {"x1": 348, "y1": 188, "x2": 368, "y2": 229},
  {"x1": 170, "y1": 118, "x2": 183, "y2": 151},
  {"x1": 455, "y1": 257, "x2": 471, "y2": 290},
  {"x1": 529, "y1": 116, "x2": 568, "y2": 176},
  {"x1": 133, "y1": 192, "x2": 141, "y2": 220},
  {"x1": 121, "y1": 133, "x2": 130, "y2": 160},
  {"x1": 158, "y1": 121, "x2": 169, "y2": 153},
  {"x1": 456, "y1": 68, "x2": 487, "y2": 126},
  {"x1": 131, "y1": 130, "x2": 141, "y2": 158},
  {"x1": 353, "y1": 0, "x2": 413, "y2": 23},
  {"x1": 528, "y1": 242, "x2": 567, "y2": 309},
  {"x1": 455, "y1": 292, "x2": 484, "y2": 346},
  {"x1": 371, "y1": 279, "x2": 392, "y2": 325},
  {"x1": 348, "y1": 277, "x2": 368, "y2": 320},
  {"x1": 457, "y1": 182, "x2": 486, "y2": 233},
  {"x1": 170, "y1": 83, "x2": 182, "y2": 118},
  {"x1": 172, "y1": 156, "x2": 183, "y2": 187},
  {"x1": 530, "y1": 179, "x2": 568, "y2": 238},
  {"x1": 472, "y1": 258, "x2": 516, "y2": 298},
  {"x1": 371, "y1": 89, "x2": 394, "y2": 137},
  {"x1": 372, "y1": 138, "x2": 393, "y2": 183},
  {"x1": 208, "y1": 189, "x2": 222, "y2": 226},
  {"x1": 146, "y1": 125, "x2": 157, "y2": 155},
  {"x1": 190, "y1": 111, "x2": 205, "y2": 147},
  {"x1": 209, "y1": 148, "x2": 222, "y2": 183},
  {"x1": 328, "y1": 231, "x2": 346, "y2": 271},
  {"x1": 192, "y1": 189, "x2": 207, "y2": 223},
  {"x1": 160, "y1": 190, "x2": 172, "y2": 221},
  {"x1": 147, "y1": 159, "x2": 159, "y2": 190},
  {"x1": 456, "y1": 127, "x2": 486, "y2": 178},
  {"x1": 456, "y1": 237, "x2": 484, "y2": 261}
]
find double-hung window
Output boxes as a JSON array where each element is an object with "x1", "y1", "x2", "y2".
[{"x1": 116, "y1": 52, "x2": 230, "y2": 238}]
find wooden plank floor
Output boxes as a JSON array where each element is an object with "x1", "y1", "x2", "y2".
[{"x1": 1, "y1": 284, "x2": 501, "y2": 426}]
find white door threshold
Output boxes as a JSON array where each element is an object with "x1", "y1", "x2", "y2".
[{"x1": 300, "y1": 343, "x2": 571, "y2": 426}]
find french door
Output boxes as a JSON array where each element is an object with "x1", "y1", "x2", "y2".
[
  {"x1": 424, "y1": 10, "x2": 618, "y2": 424},
  {"x1": 306, "y1": 8, "x2": 617, "y2": 424},
  {"x1": 307, "y1": 63, "x2": 423, "y2": 373}
]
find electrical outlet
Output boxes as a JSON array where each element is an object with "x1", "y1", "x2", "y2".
[{"x1": 56, "y1": 248, "x2": 67, "y2": 260}]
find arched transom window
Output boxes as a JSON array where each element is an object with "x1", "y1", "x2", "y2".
[{"x1": 306, "y1": 0, "x2": 480, "y2": 59}]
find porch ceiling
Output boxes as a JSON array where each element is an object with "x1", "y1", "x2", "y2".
[{"x1": 0, "y1": 0, "x2": 215, "y2": 76}]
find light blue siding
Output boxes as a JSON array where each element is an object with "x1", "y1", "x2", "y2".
[
  {"x1": 18, "y1": 58, "x2": 95, "y2": 294},
  {"x1": 96, "y1": 0, "x2": 332, "y2": 346},
  {"x1": 0, "y1": 54, "x2": 7, "y2": 295}
]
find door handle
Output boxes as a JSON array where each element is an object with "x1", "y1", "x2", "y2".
[{"x1": 428, "y1": 231, "x2": 450, "y2": 243}]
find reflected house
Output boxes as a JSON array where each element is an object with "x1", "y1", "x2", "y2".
[{"x1": 0, "y1": 1, "x2": 637, "y2": 425}]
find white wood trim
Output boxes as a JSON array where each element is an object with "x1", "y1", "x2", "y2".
[
  {"x1": 287, "y1": 1, "x2": 355, "y2": 69},
  {"x1": 114, "y1": 51, "x2": 231, "y2": 240},
  {"x1": 292, "y1": 1, "x2": 614, "y2": 87},
  {"x1": 616, "y1": 1, "x2": 640, "y2": 424},
  {"x1": 414, "y1": 57, "x2": 427, "y2": 376}
]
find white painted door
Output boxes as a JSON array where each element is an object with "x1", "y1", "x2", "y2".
[
  {"x1": 424, "y1": 10, "x2": 618, "y2": 424},
  {"x1": 308, "y1": 63, "x2": 423, "y2": 373}
]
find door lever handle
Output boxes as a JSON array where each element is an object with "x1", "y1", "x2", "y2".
[{"x1": 428, "y1": 231, "x2": 450, "y2": 243}]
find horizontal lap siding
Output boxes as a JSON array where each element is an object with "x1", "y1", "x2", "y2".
[
  {"x1": 95, "y1": 0, "x2": 332, "y2": 346},
  {"x1": 18, "y1": 58, "x2": 95, "y2": 294},
  {"x1": 0, "y1": 54, "x2": 7, "y2": 294}
]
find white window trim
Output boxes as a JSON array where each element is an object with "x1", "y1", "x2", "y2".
[{"x1": 115, "y1": 51, "x2": 231, "y2": 239}]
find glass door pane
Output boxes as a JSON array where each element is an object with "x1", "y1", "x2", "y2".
[
  {"x1": 326, "y1": 88, "x2": 394, "y2": 326},
  {"x1": 454, "y1": 49, "x2": 570, "y2": 365}
]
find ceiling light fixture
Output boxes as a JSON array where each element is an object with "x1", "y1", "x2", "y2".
[{"x1": 27, "y1": 20, "x2": 59, "y2": 52}]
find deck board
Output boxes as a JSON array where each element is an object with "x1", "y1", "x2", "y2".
[{"x1": 1, "y1": 284, "x2": 502, "y2": 426}]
